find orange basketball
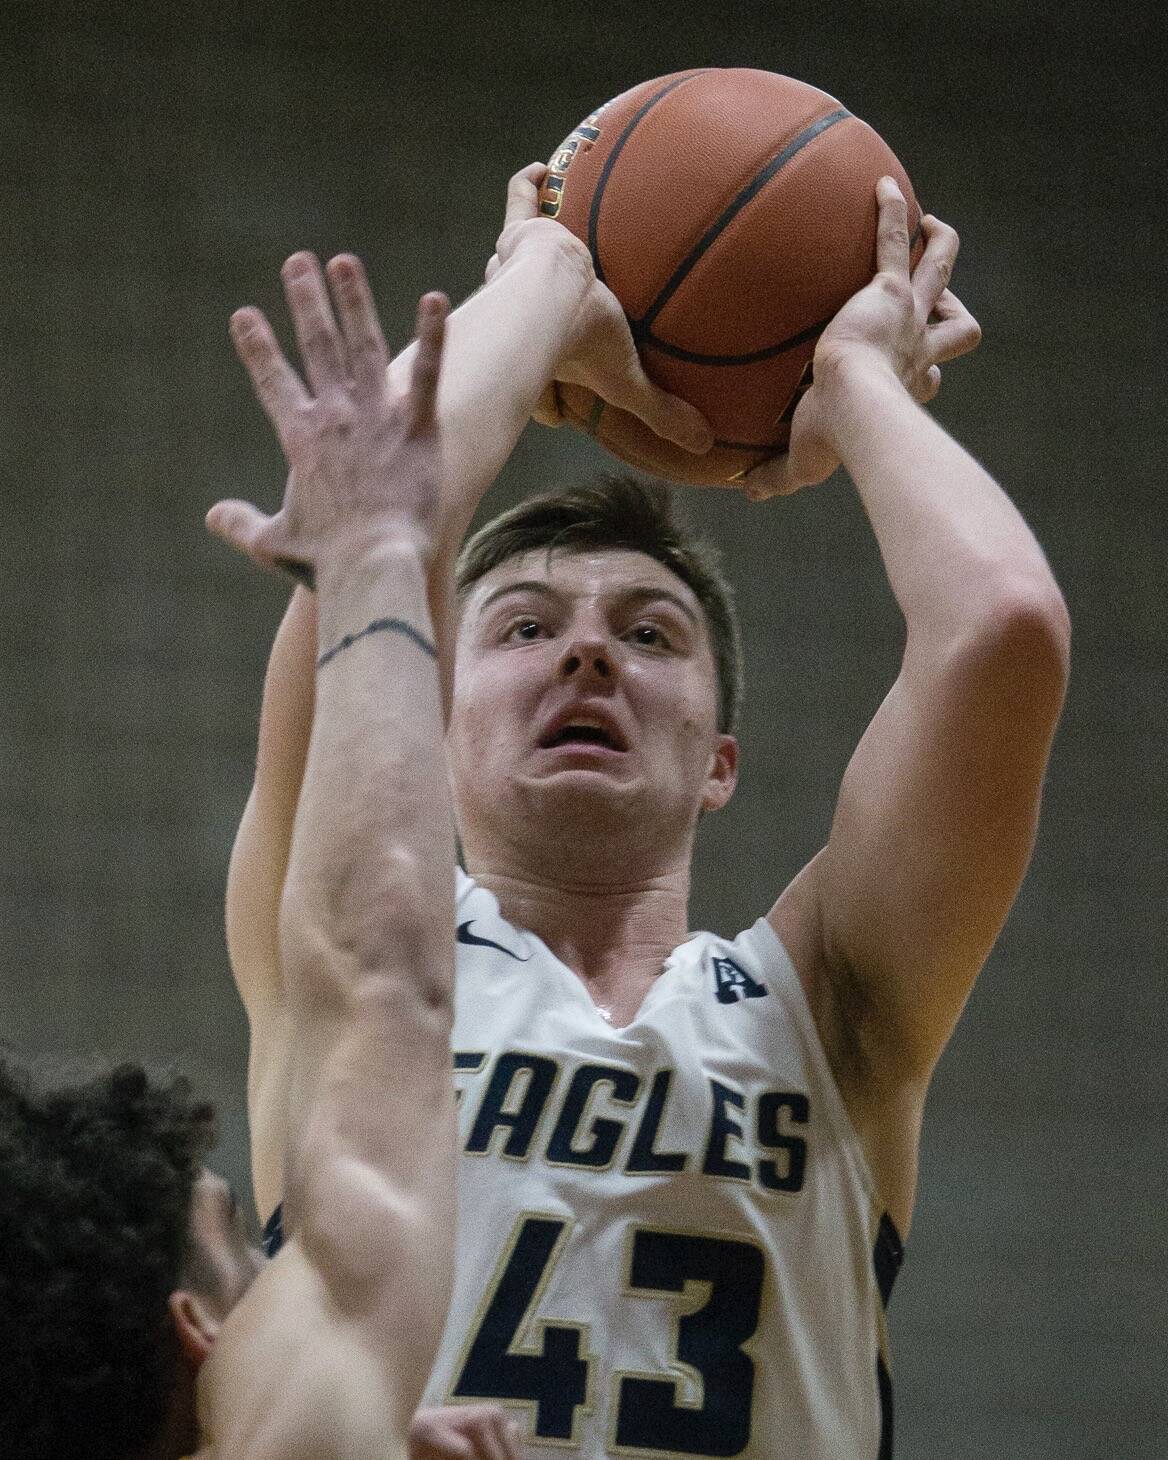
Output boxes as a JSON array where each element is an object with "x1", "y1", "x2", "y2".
[{"x1": 538, "y1": 68, "x2": 924, "y2": 486}]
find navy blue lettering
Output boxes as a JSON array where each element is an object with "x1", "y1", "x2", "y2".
[
  {"x1": 625, "y1": 1069, "x2": 687, "y2": 1173},
  {"x1": 466, "y1": 1053, "x2": 557, "y2": 1157},
  {"x1": 546, "y1": 1063, "x2": 640, "y2": 1167},
  {"x1": 701, "y1": 1080, "x2": 751, "y2": 1181},
  {"x1": 756, "y1": 1092, "x2": 809, "y2": 1192}
]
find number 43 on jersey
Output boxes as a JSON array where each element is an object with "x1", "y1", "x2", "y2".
[{"x1": 451, "y1": 1214, "x2": 766, "y2": 1456}]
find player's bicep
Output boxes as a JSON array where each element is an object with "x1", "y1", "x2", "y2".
[
  {"x1": 225, "y1": 789, "x2": 288, "y2": 1019},
  {"x1": 225, "y1": 587, "x2": 317, "y2": 1017},
  {"x1": 818, "y1": 608, "x2": 1068, "y2": 1076}
]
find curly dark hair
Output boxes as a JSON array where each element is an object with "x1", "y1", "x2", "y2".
[
  {"x1": 457, "y1": 476, "x2": 745, "y2": 734},
  {"x1": 0, "y1": 1056, "x2": 217, "y2": 1460}
]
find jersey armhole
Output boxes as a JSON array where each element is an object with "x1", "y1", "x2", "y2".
[{"x1": 734, "y1": 915, "x2": 893, "y2": 1228}]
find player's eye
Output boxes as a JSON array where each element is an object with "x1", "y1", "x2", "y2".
[
  {"x1": 627, "y1": 622, "x2": 670, "y2": 648},
  {"x1": 506, "y1": 617, "x2": 546, "y2": 642}
]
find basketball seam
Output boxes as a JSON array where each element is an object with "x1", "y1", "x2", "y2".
[
  {"x1": 640, "y1": 316, "x2": 831, "y2": 367},
  {"x1": 629, "y1": 199, "x2": 922, "y2": 367},
  {"x1": 631, "y1": 106, "x2": 853, "y2": 336},
  {"x1": 587, "y1": 71, "x2": 710, "y2": 286}
]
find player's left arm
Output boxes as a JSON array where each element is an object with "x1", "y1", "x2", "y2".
[{"x1": 769, "y1": 182, "x2": 1070, "y2": 1104}]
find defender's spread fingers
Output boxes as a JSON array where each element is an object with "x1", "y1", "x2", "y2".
[
  {"x1": 229, "y1": 308, "x2": 310, "y2": 439},
  {"x1": 326, "y1": 254, "x2": 389, "y2": 390},
  {"x1": 205, "y1": 498, "x2": 274, "y2": 560},
  {"x1": 282, "y1": 251, "x2": 349, "y2": 393},
  {"x1": 408, "y1": 292, "x2": 449, "y2": 431}
]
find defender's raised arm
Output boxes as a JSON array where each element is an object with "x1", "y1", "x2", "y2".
[{"x1": 199, "y1": 257, "x2": 457, "y2": 1460}]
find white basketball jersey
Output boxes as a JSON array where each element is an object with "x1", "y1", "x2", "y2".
[{"x1": 422, "y1": 871, "x2": 901, "y2": 1459}]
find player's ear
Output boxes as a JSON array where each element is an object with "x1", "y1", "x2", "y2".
[
  {"x1": 701, "y1": 734, "x2": 738, "y2": 812},
  {"x1": 168, "y1": 1288, "x2": 222, "y2": 1370}
]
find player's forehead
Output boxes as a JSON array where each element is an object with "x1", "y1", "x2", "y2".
[{"x1": 463, "y1": 547, "x2": 703, "y2": 622}]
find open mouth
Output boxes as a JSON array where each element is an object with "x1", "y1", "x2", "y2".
[{"x1": 538, "y1": 722, "x2": 627, "y2": 753}]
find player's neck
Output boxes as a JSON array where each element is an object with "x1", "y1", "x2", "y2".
[{"x1": 473, "y1": 862, "x2": 691, "y2": 987}]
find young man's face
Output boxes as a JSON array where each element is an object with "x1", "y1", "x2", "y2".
[{"x1": 448, "y1": 547, "x2": 738, "y2": 866}]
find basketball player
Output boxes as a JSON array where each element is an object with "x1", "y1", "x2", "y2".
[
  {"x1": 0, "y1": 257, "x2": 459, "y2": 1460},
  {"x1": 227, "y1": 168, "x2": 1069, "y2": 1459}
]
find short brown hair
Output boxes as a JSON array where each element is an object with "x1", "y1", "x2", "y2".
[{"x1": 457, "y1": 477, "x2": 743, "y2": 733}]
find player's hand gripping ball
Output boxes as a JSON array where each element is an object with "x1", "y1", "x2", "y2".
[{"x1": 539, "y1": 67, "x2": 925, "y2": 487}]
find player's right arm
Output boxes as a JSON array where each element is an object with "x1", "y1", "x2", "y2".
[
  {"x1": 228, "y1": 164, "x2": 713, "y2": 1222},
  {"x1": 199, "y1": 257, "x2": 457, "y2": 1460}
]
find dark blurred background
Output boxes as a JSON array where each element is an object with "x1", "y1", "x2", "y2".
[{"x1": 1, "y1": 1, "x2": 1163, "y2": 1455}]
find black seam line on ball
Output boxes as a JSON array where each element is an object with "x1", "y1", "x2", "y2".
[
  {"x1": 588, "y1": 70, "x2": 709, "y2": 286},
  {"x1": 638, "y1": 316, "x2": 831, "y2": 367},
  {"x1": 633, "y1": 107, "x2": 853, "y2": 333}
]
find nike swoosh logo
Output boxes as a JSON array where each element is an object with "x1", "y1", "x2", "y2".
[{"x1": 456, "y1": 920, "x2": 531, "y2": 962}]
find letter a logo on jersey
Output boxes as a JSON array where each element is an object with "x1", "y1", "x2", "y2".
[{"x1": 712, "y1": 956, "x2": 767, "y2": 1004}]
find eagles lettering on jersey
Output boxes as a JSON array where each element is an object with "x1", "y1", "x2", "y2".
[{"x1": 453, "y1": 1050, "x2": 809, "y2": 1194}]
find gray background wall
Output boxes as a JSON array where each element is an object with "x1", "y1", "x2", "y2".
[{"x1": 1, "y1": 1, "x2": 1163, "y2": 1455}]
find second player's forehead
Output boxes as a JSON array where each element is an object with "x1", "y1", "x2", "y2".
[{"x1": 462, "y1": 547, "x2": 704, "y2": 627}]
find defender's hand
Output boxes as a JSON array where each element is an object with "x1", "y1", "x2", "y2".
[
  {"x1": 486, "y1": 164, "x2": 713, "y2": 457},
  {"x1": 409, "y1": 1404, "x2": 524, "y2": 1460},
  {"x1": 744, "y1": 178, "x2": 981, "y2": 500},
  {"x1": 207, "y1": 254, "x2": 449, "y2": 582}
]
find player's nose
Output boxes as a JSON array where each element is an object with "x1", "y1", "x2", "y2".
[{"x1": 558, "y1": 633, "x2": 614, "y2": 682}]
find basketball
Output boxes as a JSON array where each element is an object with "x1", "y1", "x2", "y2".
[{"x1": 538, "y1": 68, "x2": 924, "y2": 486}]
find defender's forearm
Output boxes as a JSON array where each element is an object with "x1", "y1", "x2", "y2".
[{"x1": 282, "y1": 540, "x2": 454, "y2": 998}]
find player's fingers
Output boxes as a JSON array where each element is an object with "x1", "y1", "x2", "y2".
[
  {"x1": 628, "y1": 381, "x2": 713, "y2": 454},
  {"x1": 407, "y1": 291, "x2": 449, "y2": 432},
  {"x1": 282, "y1": 251, "x2": 349, "y2": 393},
  {"x1": 502, "y1": 162, "x2": 548, "y2": 231},
  {"x1": 916, "y1": 364, "x2": 942, "y2": 403},
  {"x1": 326, "y1": 254, "x2": 389, "y2": 391},
  {"x1": 927, "y1": 289, "x2": 982, "y2": 363},
  {"x1": 498, "y1": 1415, "x2": 524, "y2": 1460},
  {"x1": 911, "y1": 214, "x2": 960, "y2": 317},
  {"x1": 411, "y1": 1436, "x2": 475, "y2": 1460},
  {"x1": 874, "y1": 176, "x2": 912, "y2": 277},
  {"x1": 742, "y1": 455, "x2": 796, "y2": 500},
  {"x1": 469, "y1": 1420, "x2": 510, "y2": 1460},
  {"x1": 532, "y1": 381, "x2": 566, "y2": 428},
  {"x1": 610, "y1": 339, "x2": 712, "y2": 454},
  {"x1": 229, "y1": 307, "x2": 309, "y2": 440},
  {"x1": 205, "y1": 498, "x2": 277, "y2": 563}
]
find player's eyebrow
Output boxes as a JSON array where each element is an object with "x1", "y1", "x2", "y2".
[
  {"x1": 476, "y1": 580, "x2": 562, "y2": 616},
  {"x1": 476, "y1": 579, "x2": 698, "y2": 624},
  {"x1": 617, "y1": 585, "x2": 699, "y2": 625}
]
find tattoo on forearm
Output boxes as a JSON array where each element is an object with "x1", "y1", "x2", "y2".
[{"x1": 317, "y1": 617, "x2": 437, "y2": 668}]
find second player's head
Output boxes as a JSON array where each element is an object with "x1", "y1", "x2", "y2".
[
  {"x1": 450, "y1": 477, "x2": 742, "y2": 878},
  {"x1": 0, "y1": 1058, "x2": 262, "y2": 1460}
]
